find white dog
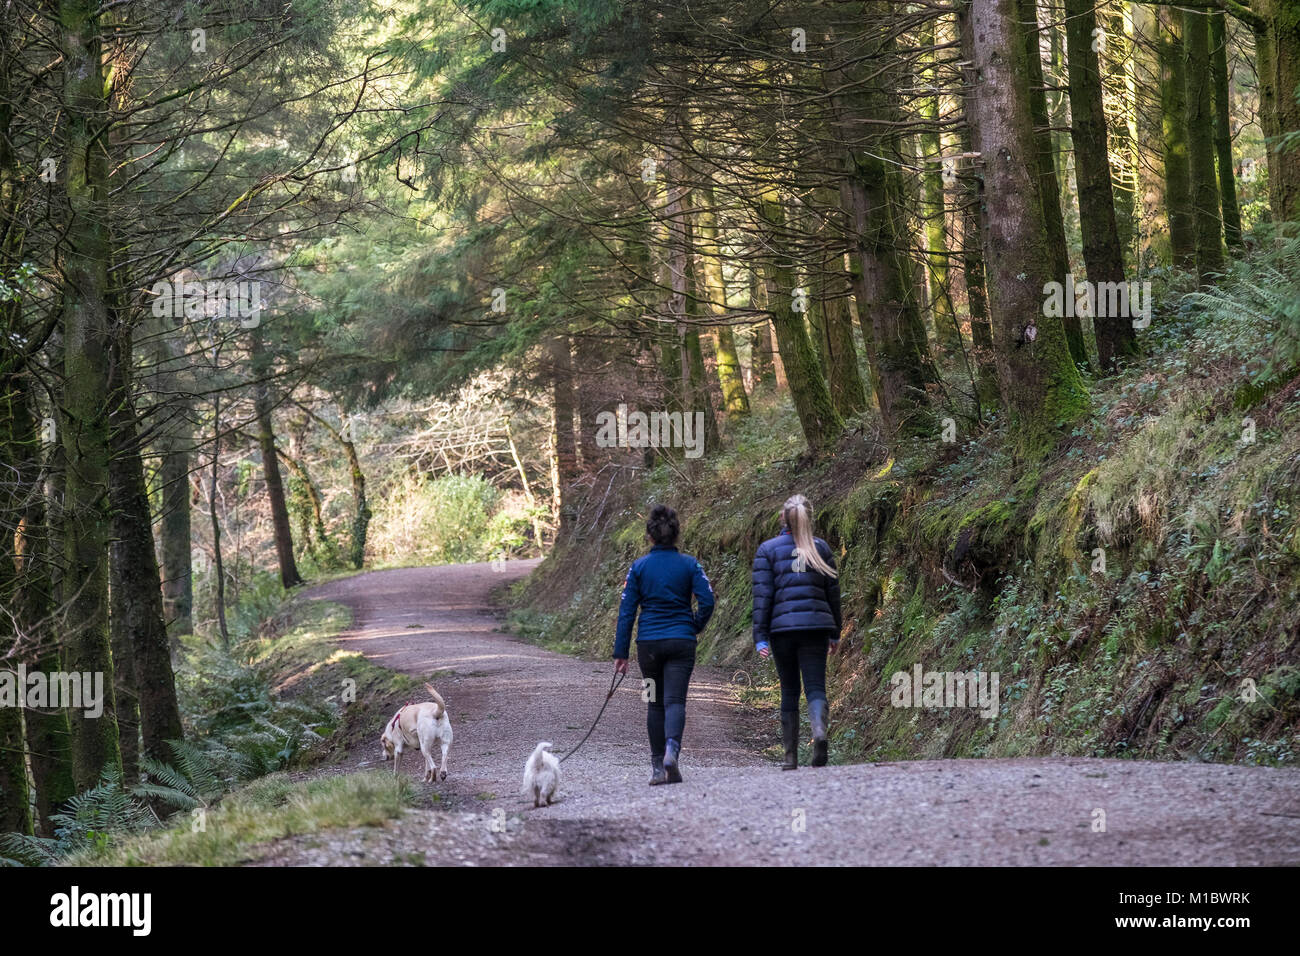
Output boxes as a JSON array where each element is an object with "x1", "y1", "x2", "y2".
[
  {"x1": 522, "y1": 741, "x2": 561, "y2": 808},
  {"x1": 379, "y1": 683, "x2": 453, "y2": 783}
]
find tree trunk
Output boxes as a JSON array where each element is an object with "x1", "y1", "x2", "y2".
[
  {"x1": 208, "y1": 398, "x2": 230, "y2": 647},
  {"x1": 1110, "y1": 2, "x2": 1140, "y2": 267},
  {"x1": 1209, "y1": 12, "x2": 1243, "y2": 247},
  {"x1": 697, "y1": 188, "x2": 750, "y2": 419},
  {"x1": 17, "y1": 394, "x2": 74, "y2": 833},
  {"x1": 0, "y1": 8, "x2": 34, "y2": 834},
  {"x1": 58, "y1": 0, "x2": 122, "y2": 787},
  {"x1": 107, "y1": 333, "x2": 185, "y2": 769},
  {"x1": 831, "y1": 33, "x2": 937, "y2": 444},
  {"x1": 810, "y1": 268, "x2": 869, "y2": 418},
  {"x1": 969, "y1": 0, "x2": 1089, "y2": 444},
  {"x1": 1064, "y1": 0, "x2": 1139, "y2": 371},
  {"x1": 1256, "y1": 0, "x2": 1300, "y2": 225},
  {"x1": 548, "y1": 336, "x2": 578, "y2": 538},
  {"x1": 278, "y1": 441, "x2": 330, "y2": 562},
  {"x1": 251, "y1": 328, "x2": 303, "y2": 588},
  {"x1": 756, "y1": 193, "x2": 844, "y2": 455},
  {"x1": 1019, "y1": 0, "x2": 1089, "y2": 368},
  {"x1": 157, "y1": 428, "x2": 193, "y2": 635},
  {"x1": 0, "y1": 367, "x2": 33, "y2": 835},
  {"x1": 839, "y1": 163, "x2": 937, "y2": 443},
  {"x1": 1184, "y1": 8, "x2": 1225, "y2": 283},
  {"x1": 1133, "y1": 0, "x2": 1167, "y2": 264},
  {"x1": 148, "y1": 318, "x2": 194, "y2": 637},
  {"x1": 340, "y1": 429, "x2": 370, "y2": 569},
  {"x1": 920, "y1": 15, "x2": 963, "y2": 363},
  {"x1": 956, "y1": 11, "x2": 1001, "y2": 413},
  {"x1": 748, "y1": 273, "x2": 777, "y2": 389},
  {"x1": 809, "y1": 193, "x2": 868, "y2": 419},
  {"x1": 681, "y1": 193, "x2": 721, "y2": 454},
  {"x1": 1160, "y1": 7, "x2": 1197, "y2": 268}
]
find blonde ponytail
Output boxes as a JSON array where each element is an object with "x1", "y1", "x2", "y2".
[{"x1": 782, "y1": 494, "x2": 837, "y2": 578}]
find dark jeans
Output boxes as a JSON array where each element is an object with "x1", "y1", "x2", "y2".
[
  {"x1": 637, "y1": 638, "x2": 696, "y2": 757},
  {"x1": 771, "y1": 630, "x2": 830, "y2": 714}
]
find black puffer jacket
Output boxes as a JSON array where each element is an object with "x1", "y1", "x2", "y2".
[{"x1": 751, "y1": 529, "x2": 842, "y2": 645}]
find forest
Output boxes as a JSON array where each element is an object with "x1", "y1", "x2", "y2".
[{"x1": 1, "y1": 0, "x2": 1299, "y2": 871}]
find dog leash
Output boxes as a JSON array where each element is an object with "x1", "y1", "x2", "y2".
[{"x1": 558, "y1": 671, "x2": 627, "y2": 764}]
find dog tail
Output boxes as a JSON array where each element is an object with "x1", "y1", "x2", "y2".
[
  {"x1": 528, "y1": 741, "x2": 553, "y2": 771},
  {"x1": 423, "y1": 683, "x2": 446, "y2": 717}
]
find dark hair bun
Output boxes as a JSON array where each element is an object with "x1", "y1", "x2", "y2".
[{"x1": 646, "y1": 504, "x2": 680, "y2": 546}]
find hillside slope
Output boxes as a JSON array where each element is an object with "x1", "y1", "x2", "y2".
[{"x1": 513, "y1": 261, "x2": 1300, "y2": 768}]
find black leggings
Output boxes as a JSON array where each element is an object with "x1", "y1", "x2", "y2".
[
  {"x1": 637, "y1": 638, "x2": 696, "y2": 756},
  {"x1": 771, "y1": 631, "x2": 830, "y2": 714}
]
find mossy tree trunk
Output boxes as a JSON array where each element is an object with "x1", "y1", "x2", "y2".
[
  {"x1": 0, "y1": 365, "x2": 33, "y2": 835},
  {"x1": 809, "y1": 191, "x2": 868, "y2": 419},
  {"x1": 830, "y1": 28, "x2": 937, "y2": 444},
  {"x1": 756, "y1": 193, "x2": 844, "y2": 455},
  {"x1": 108, "y1": 328, "x2": 185, "y2": 770},
  {"x1": 839, "y1": 159, "x2": 937, "y2": 443},
  {"x1": 157, "y1": 425, "x2": 193, "y2": 635},
  {"x1": 0, "y1": 4, "x2": 34, "y2": 834},
  {"x1": 251, "y1": 327, "x2": 303, "y2": 588},
  {"x1": 1183, "y1": 7, "x2": 1225, "y2": 283},
  {"x1": 810, "y1": 274, "x2": 869, "y2": 418},
  {"x1": 13, "y1": 379, "x2": 74, "y2": 834},
  {"x1": 1160, "y1": 7, "x2": 1197, "y2": 268},
  {"x1": 696, "y1": 187, "x2": 750, "y2": 420},
  {"x1": 1065, "y1": 0, "x2": 1138, "y2": 371},
  {"x1": 968, "y1": 0, "x2": 1089, "y2": 443},
  {"x1": 1019, "y1": 0, "x2": 1089, "y2": 368},
  {"x1": 1133, "y1": 1, "x2": 1167, "y2": 263},
  {"x1": 6, "y1": 353, "x2": 73, "y2": 831},
  {"x1": 1254, "y1": 0, "x2": 1300, "y2": 225},
  {"x1": 149, "y1": 318, "x2": 194, "y2": 636},
  {"x1": 1209, "y1": 12, "x2": 1243, "y2": 248},
  {"x1": 1110, "y1": 2, "x2": 1140, "y2": 267},
  {"x1": 58, "y1": 0, "x2": 122, "y2": 788},
  {"x1": 748, "y1": 272, "x2": 776, "y2": 389},
  {"x1": 920, "y1": 15, "x2": 963, "y2": 364},
  {"x1": 957, "y1": 1, "x2": 1001, "y2": 414},
  {"x1": 680, "y1": 192, "x2": 721, "y2": 454}
]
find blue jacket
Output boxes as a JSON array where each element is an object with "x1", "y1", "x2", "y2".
[
  {"x1": 751, "y1": 529, "x2": 842, "y2": 646},
  {"x1": 613, "y1": 545, "x2": 715, "y2": 659}
]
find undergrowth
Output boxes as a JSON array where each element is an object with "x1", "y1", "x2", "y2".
[
  {"x1": 2, "y1": 583, "x2": 420, "y2": 866},
  {"x1": 514, "y1": 241, "x2": 1300, "y2": 768}
]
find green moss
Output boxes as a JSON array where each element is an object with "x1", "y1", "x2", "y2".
[{"x1": 514, "y1": 295, "x2": 1300, "y2": 767}]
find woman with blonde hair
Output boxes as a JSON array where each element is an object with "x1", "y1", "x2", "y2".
[{"x1": 751, "y1": 494, "x2": 842, "y2": 769}]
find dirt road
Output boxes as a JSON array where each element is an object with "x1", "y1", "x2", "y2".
[{"x1": 278, "y1": 563, "x2": 1300, "y2": 866}]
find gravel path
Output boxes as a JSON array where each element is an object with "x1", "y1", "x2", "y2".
[{"x1": 269, "y1": 563, "x2": 1300, "y2": 866}]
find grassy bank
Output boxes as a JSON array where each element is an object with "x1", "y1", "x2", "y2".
[
  {"x1": 511, "y1": 257, "x2": 1300, "y2": 768},
  {"x1": 6, "y1": 585, "x2": 428, "y2": 866}
]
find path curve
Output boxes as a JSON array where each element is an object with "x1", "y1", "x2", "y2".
[{"x1": 280, "y1": 563, "x2": 1300, "y2": 866}]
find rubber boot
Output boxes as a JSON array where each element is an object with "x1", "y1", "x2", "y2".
[
  {"x1": 663, "y1": 738, "x2": 682, "y2": 784},
  {"x1": 649, "y1": 755, "x2": 667, "y2": 786},
  {"x1": 781, "y1": 712, "x2": 799, "y2": 770},
  {"x1": 809, "y1": 698, "x2": 829, "y2": 767}
]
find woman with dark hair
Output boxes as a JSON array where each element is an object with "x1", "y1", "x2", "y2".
[
  {"x1": 751, "y1": 494, "x2": 842, "y2": 770},
  {"x1": 613, "y1": 504, "x2": 715, "y2": 785}
]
